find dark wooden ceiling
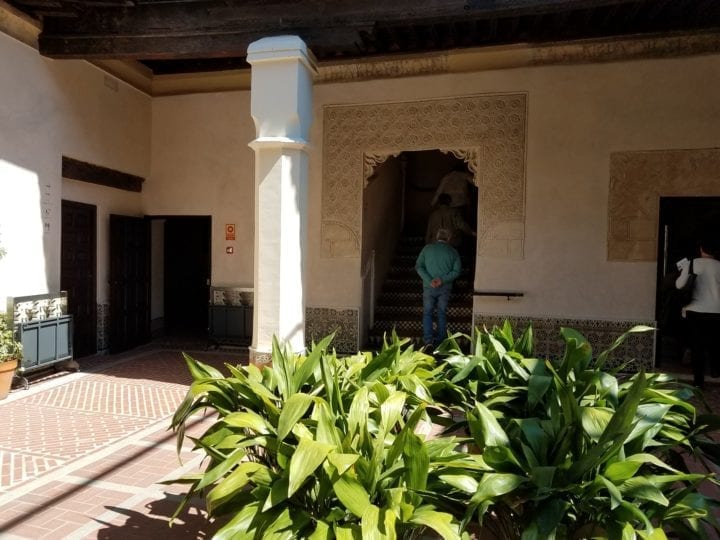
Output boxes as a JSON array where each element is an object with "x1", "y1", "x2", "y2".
[{"x1": 6, "y1": 0, "x2": 720, "y2": 75}]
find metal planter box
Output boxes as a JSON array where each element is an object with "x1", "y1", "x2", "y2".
[
  {"x1": 209, "y1": 305, "x2": 252, "y2": 345},
  {"x1": 8, "y1": 293, "x2": 74, "y2": 376},
  {"x1": 19, "y1": 315, "x2": 73, "y2": 372}
]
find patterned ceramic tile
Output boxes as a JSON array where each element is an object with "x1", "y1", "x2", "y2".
[
  {"x1": 305, "y1": 307, "x2": 359, "y2": 353},
  {"x1": 473, "y1": 313, "x2": 655, "y2": 372},
  {"x1": 97, "y1": 303, "x2": 109, "y2": 352}
]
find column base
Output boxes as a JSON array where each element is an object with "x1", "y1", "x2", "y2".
[{"x1": 249, "y1": 348, "x2": 273, "y2": 366}]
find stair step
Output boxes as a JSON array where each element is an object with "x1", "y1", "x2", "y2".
[
  {"x1": 368, "y1": 320, "x2": 473, "y2": 339},
  {"x1": 378, "y1": 291, "x2": 473, "y2": 304},
  {"x1": 368, "y1": 232, "x2": 477, "y2": 350},
  {"x1": 380, "y1": 279, "x2": 474, "y2": 293},
  {"x1": 386, "y1": 268, "x2": 473, "y2": 280},
  {"x1": 376, "y1": 304, "x2": 472, "y2": 315}
]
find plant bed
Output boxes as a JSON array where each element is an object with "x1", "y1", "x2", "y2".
[{"x1": 168, "y1": 324, "x2": 720, "y2": 539}]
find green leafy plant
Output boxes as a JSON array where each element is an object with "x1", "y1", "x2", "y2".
[
  {"x1": 0, "y1": 314, "x2": 22, "y2": 363},
  {"x1": 437, "y1": 323, "x2": 720, "y2": 539},
  {"x1": 168, "y1": 333, "x2": 475, "y2": 539},
  {"x1": 169, "y1": 324, "x2": 720, "y2": 539}
]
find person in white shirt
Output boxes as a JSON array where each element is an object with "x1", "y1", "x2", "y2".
[
  {"x1": 676, "y1": 237, "x2": 720, "y2": 389},
  {"x1": 431, "y1": 167, "x2": 472, "y2": 209}
]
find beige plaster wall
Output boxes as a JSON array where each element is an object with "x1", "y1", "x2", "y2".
[
  {"x1": 0, "y1": 32, "x2": 150, "y2": 308},
  {"x1": 146, "y1": 92, "x2": 255, "y2": 289},
  {"x1": 307, "y1": 53, "x2": 720, "y2": 322}
]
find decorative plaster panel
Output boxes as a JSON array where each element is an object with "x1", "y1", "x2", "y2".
[
  {"x1": 474, "y1": 313, "x2": 655, "y2": 372},
  {"x1": 322, "y1": 94, "x2": 527, "y2": 259},
  {"x1": 608, "y1": 148, "x2": 720, "y2": 261},
  {"x1": 532, "y1": 32, "x2": 720, "y2": 66},
  {"x1": 305, "y1": 307, "x2": 359, "y2": 353}
]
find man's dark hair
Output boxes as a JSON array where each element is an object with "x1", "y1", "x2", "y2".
[
  {"x1": 438, "y1": 193, "x2": 452, "y2": 206},
  {"x1": 699, "y1": 235, "x2": 720, "y2": 258}
]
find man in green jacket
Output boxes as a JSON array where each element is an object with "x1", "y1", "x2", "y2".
[{"x1": 415, "y1": 228, "x2": 462, "y2": 348}]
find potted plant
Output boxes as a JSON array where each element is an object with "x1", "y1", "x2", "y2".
[{"x1": 0, "y1": 313, "x2": 22, "y2": 399}]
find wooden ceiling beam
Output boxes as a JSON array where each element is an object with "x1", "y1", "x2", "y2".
[
  {"x1": 36, "y1": 0, "x2": 640, "y2": 58},
  {"x1": 40, "y1": 25, "x2": 370, "y2": 59}
]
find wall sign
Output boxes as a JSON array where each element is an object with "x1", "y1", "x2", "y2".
[{"x1": 225, "y1": 223, "x2": 236, "y2": 241}]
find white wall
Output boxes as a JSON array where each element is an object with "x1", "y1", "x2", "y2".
[
  {"x1": 0, "y1": 32, "x2": 150, "y2": 309},
  {"x1": 146, "y1": 92, "x2": 255, "y2": 289},
  {"x1": 306, "y1": 53, "x2": 720, "y2": 322}
]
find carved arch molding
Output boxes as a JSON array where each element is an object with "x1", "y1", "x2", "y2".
[
  {"x1": 321, "y1": 93, "x2": 528, "y2": 258},
  {"x1": 608, "y1": 148, "x2": 720, "y2": 261}
]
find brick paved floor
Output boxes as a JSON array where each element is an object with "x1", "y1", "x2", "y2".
[
  {"x1": 0, "y1": 343, "x2": 718, "y2": 539},
  {"x1": 0, "y1": 343, "x2": 247, "y2": 539}
]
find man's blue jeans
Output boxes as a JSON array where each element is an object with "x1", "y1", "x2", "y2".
[{"x1": 423, "y1": 284, "x2": 452, "y2": 346}]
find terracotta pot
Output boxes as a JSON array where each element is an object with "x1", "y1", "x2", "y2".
[{"x1": 0, "y1": 358, "x2": 18, "y2": 400}]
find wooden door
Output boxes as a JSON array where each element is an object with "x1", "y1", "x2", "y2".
[
  {"x1": 109, "y1": 214, "x2": 150, "y2": 353},
  {"x1": 61, "y1": 200, "x2": 97, "y2": 358}
]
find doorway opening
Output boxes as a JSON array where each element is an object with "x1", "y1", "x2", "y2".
[
  {"x1": 361, "y1": 149, "x2": 478, "y2": 348},
  {"x1": 401, "y1": 150, "x2": 478, "y2": 242},
  {"x1": 655, "y1": 197, "x2": 720, "y2": 372},
  {"x1": 150, "y1": 216, "x2": 211, "y2": 342}
]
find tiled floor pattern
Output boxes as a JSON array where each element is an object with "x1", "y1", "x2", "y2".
[{"x1": 0, "y1": 346, "x2": 245, "y2": 539}]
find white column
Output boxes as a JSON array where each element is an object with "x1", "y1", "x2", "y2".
[{"x1": 247, "y1": 36, "x2": 317, "y2": 362}]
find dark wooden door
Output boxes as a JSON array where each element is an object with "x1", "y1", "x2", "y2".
[
  {"x1": 656, "y1": 197, "x2": 720, "y2": 368},
  {"x1": 110, "y1": 214, "x2": 150, "y2": 353},
  {"x1": 164, "y1": 217, "x2": 211, "y2": 334},
  {"x1": 61, "y1": 200, "x2": 97, "y2": 358}
]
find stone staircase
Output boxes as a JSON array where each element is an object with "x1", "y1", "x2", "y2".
[{"x1": 366, "y1": 235, "x2": 474, "y2": 349}]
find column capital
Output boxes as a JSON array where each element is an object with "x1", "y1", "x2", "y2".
[
  {"x1": 247, "y1": 35, "x2": 318, "y2": 73},
  {"x1": 247, "y1": 35, "x2": 316, "y2": 142},
  {"x1": 248, "y1": 137, "x2": 309, "y2": 151}
]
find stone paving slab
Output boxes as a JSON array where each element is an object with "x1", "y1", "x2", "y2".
[
  {"x1": 0, "y1": 347, "x2": 246, "y2": 539},
  {"x1": 24, "y1": 378, "x2": 189, "y2": 418}
]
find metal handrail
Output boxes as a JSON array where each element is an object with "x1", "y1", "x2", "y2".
[{"x1": 473, "y1": 290, "x2": 524, "y2": 301}]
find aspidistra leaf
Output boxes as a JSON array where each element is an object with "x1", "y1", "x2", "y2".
[
  {"x1": 409, "y1": 506, "x2": 460, "y2": 540},
  {"x1": 288, "y1": 438, "x2": 334, "y2": 496},
  {"x1": 328, "y1": 453, "x2": 360, "y2": 476},
  {"x1": 333, "y1": 473, "x2": 372, "y2": 518},
  {"x1": 471, "y1": 402, "x2": 509, "y2": 447},
  {"x1": 278, "y1": 393, "x2": 315, "y2": 441}
]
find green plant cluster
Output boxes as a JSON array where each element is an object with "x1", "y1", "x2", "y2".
[
  {"x1": 169, "y1": 324, "x2": 720, "y2": 540},
  {"x1": 0, "y1": 314, "x2": 22, "y2": 363}
]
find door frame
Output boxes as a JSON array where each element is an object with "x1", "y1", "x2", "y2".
[{"x1": 655, "y1": 196, "x2": 720, "y2": 368}]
